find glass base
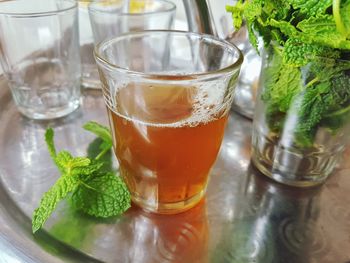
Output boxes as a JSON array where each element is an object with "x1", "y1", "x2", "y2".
[
  {"x1": 17, "y1": 99, "x2": 80, "y2": 120},
  {"x1": 251, "y1": 129, "x2": 340, "y2": 187},
  {"x1": 251, "y1": 152, "x2": 326, "y2": 188},
  {"x1": 131, "y1": 189, "x2": 206, "y2": 214}
]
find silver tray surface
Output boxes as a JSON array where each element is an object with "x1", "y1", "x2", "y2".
[{"x1": 0, "y1": 76, "x2": 350, "y2": 263}]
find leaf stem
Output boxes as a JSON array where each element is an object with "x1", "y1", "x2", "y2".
[
  {"x1": 79, "y1": 180, "x2": 98, "y2": 192},
  {"x1": 79, "y1": 178, "x2": 121, "y2": 199},
  {"x1": 333, "y1": 0, "x2": 347, "y2": 36},
  {"x1": 305, "y1": 77, "x2": 319, "y2": 88},
  {"x1": 324, "y1": 102, "x2": 350, "y2": 118},
  {"x1": 95, "y1": 147, "x2": 110, "y2": 161}
]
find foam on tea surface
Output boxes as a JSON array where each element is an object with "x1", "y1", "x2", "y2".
[{"x1": 112, "y1": 82, "x2": 226, "y2": 128}]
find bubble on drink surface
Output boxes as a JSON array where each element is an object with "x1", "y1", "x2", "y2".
[
  {"x1": 180, "y1": 81, "x2": 227, "y2": 127},
  {"x1": 112, "y1": 80, "x2": 227, "y2": 128}
]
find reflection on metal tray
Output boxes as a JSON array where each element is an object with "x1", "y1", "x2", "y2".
[
  {"x1": 228, "y1": 24, "x2": 261, "y2": 120},
  {"x1": 0, "y1": 76, "x2": 350, "y2": 263}
]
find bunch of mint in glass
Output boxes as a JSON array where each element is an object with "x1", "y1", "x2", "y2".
[
  {"x1": 32, "y1": 122, "x2": 130, "y2": 233},
  {"x1": 227, "y1": 0, "x2": 350, "y2": 147}
]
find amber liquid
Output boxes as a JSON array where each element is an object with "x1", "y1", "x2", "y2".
[{"x1": 107, "y1": 83, "x2": 228, "y2": 213}]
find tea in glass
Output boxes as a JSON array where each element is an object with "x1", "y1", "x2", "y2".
[{"x1": 95, "y1": 31, "x2": 243, "y2": 213}]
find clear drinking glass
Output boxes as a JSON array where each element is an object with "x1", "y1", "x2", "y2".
[
  {"x1": 252, "y1": 43, "x2": 350, "y2": 187},
  {"x1": 77, "y1": 0, "x2": 99, "y2": 88},
  {"x1": 0, "y1": 0, "x2": 81, "y2": 120},
  {"x1": 79, "y1": 0, "x2": 176, "y2": 88},
  {"x1": 94, "y1": 30, "x2": 243, "y2": 214},
  {"x1": 88, "y1": 0, "x2": 176, "y2": 44}
]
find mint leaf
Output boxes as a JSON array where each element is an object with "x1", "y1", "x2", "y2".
[
  {"x1": 334, "y1": 0, "x2": 350, "y2": 37},
  {"x1": 83, "y1": 121, "x2": 113, "y2": 161},
  {"x1": 226, "y1": 1, "x2": 245, "y2": 30},
  {"x1": 45, "y1": 128, "x2": 56, "y2": 158},
  {"x1": 283, "y1": 38, "x2": 340, "y2": 67},
  {"x1": 341, "y1": 0, "x2": 350, "y2": 36},
  {"x1": 32, "y1": 175, "x2": 79, "y2": 233},
  {"x1": 72, "y1": 162, "x2": 104, "y2": 177},
  {"x1": 60, "y1": 154, "x2": 90, "y2": 171},
  {"x1": 297, "y1": 15, "x2": 350, "y2": 50},
  {"x1": 242, "y1": 0, "x2": 263, "y2": 50},
  {"x1": 321, "y1": 74, "x2": 350, "y2": 130},
  {"x1": 293, "y1": 66, "x2": 350, "y2": 146},
  {"x1": 87, "y1": 138, "x2": 114, "y2": 173},
  {"x1": 83, "y1": 121, "x2": 113, "y2": 147},
  {"x1": 267, "y1": 15, "x2": 350, "y2": 50},
  {"x1": 293, "y1": 81, "x2": 331, "y2": 147},
  {"x1": 71, "y1": 172, "x2": 131, "y2": 217},
  {"x1": 227, "y1": 0, "x2": 264, "y2": 50},
  {"x1": 260, "y1": 44, "x2": 303, "y2": 133},
  {"x1": 262, "y1": 47, "x2": 302, "y2": 112},
  {"x1": 287, "y1": 0, "x2": 332, "y2": 17},
  {"x1": 54, "y1": 151, "x2": 91, "y2": 175},
  {"x1": 84, "y1": 121, "x2": 114, "y2": 166},
  {"x1": 263, "y1": 0, "x2": 290, "y2": 20}
]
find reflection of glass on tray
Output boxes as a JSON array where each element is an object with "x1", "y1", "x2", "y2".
[
  {"x1": 213, "y1": 165, "x2": 322, "y2": 263},
  {"x1": 125, "y1": 200, "x2": 208, "y2": 262}
]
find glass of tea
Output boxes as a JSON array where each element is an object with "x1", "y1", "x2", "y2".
[{"x1": 94, "y1": 30, "x2": 243, "y2": 214}]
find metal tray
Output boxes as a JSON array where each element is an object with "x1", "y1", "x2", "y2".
[{"x1": 0, "y1": 76, "x2": 350, "y2": 263}]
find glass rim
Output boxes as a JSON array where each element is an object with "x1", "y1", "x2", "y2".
[
  {"x1": 0, "y1": 0, "x2": 77, "y2": 17},
  {"x1": 94, "y1": 30, "x2": 244, "y2": 79},
  {"x1": 88, "y1": 0, "x2": 176, "y2": 17}
]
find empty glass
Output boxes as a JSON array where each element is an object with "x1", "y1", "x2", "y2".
[
  {"x1": 0, "y1": 0, "x2": 81, "y2": 120},
  {"x1": 77, "y1": 0, "x2": 99, "y2": 88},
  {"x1": 84, "y1": 0, "x2": 175, "y2": 89},
  {"x1": 89, "y1": 0, "x2": 176, "y2": 44}
]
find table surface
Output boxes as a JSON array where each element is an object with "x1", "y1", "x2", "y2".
[{"x1": 0, "y1": 76, "x2": 350, "y2": 263}]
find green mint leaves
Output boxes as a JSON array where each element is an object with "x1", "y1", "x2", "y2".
[
  {"x1": 32, "y1": 172, "x2": 80, "y2": 233},
  {"x1": 32, "y1": 122, "x2": 130, "y2": 233},
  {"x1": 71, "y1": 172, "x2": 130, "y2": 218},
  {"x1": 226, "y1": 0, "x2": 350, "y2": 51},
  {"x1": 83, "y1": 121, "x2": 113, "y2": 157},
  {"x1": 288, "y1": 0, "x2": 332, "y2": 18},
  {"x1": 227, "y1": 0, "x2": 350, "y2": 147}
]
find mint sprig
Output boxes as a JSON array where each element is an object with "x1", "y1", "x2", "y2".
[{"x1": 32, "y1": 122, "x2": 130, "y2": 233}]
